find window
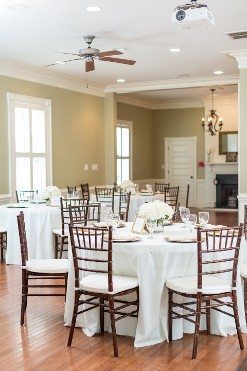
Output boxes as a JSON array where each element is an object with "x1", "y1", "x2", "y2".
[
  {"x1": 8, "y1": 93, "x2": 52, "y2": 195},
  {"x1": 116, "y1": 120, "x2": 132, "y2": 184}
]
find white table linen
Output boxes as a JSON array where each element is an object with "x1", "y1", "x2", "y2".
[
  {"x1": 0, "y1": 203, "x2": 61, "y2": 265},
  {"x1": 64, "y1": 223, "x2": 246, "y2": 348}
]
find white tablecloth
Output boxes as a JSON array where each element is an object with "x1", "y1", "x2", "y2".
[
  {"x1": 91, "y1": 193, "x2": 164, "y2": 221},
  {"x1": 64, "y1": 223, "x2": 247, "y2": 347},
  {"x1": 0, "y1": 203, "x2": 61, "y2": 264}
]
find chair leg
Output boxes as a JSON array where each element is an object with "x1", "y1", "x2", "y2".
[
  {"x1": 232, "y1": 291, "x2": 244, "y2": 351},
  {"x1": 59, "y1": 237, "x2": 64, "y2": 259},
  {"x1": 54, "y1": 235, "x2": 58, "y2": 259},
  {"x1": 100, "y1": 297, "x2": 105, "y2": 334},
  {"x1": 108, "y1": 297, "x2": 118, "y2": 357},
  {"x1": 67, "y1": 290, "x2": 80, "y2": 347},
  {"x1": 168, "y1": 290, "x2": 173, "y2": 342},
  {"x1": 192, "y1": 296, "x2": 202, "y2": 359},
  {"x1": 206, "y1": 299, "x2": 210, "y2": 335},
  {"x1": 0, "y1": 234, "x2": 3, "y2": 261},
  {"x1": 20, "y1": 272, "x2": 27, "y2": 326}
]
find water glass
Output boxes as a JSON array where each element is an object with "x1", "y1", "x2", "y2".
[
  {"x1": 135, "y1": 183, "x2": 139, "y2": 193},
  {"x1": 110, "y1": 213, "x2": 120, "y2": 233},
  {"x1": 147, "y1": 219, "x2": 156, "y2": 239},
  {"x1": 180, "y1": 207, "x2": 190, "y2": 228},
  {"x1": 199, "y1": 211, "x2": 209, "y2": 227},
  {"x1": 186, "y1": 214, "x2": 197, "y2": 232},
  {"x1": 146, "y1": 184, "x2": 153, "y2": 193},
  {"x1": 73, "y1": 191, "x2": 80, "y2": 199}
]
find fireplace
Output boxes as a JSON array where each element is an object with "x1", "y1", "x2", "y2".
[{"x1": 216, "y1": 174, "x2": 238, "y2": 209}]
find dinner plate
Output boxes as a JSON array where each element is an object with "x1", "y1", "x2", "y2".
[
  {"x1": 140, "y1": 193, "x2": 153, "y2": 196},
  {"x1": 164, "y1": 236, "x2": 197, "y2": 243},
  {"x1": 103, "y1": 235, "x2": 141, "y2": 243},
  {"x1": 94, "y1": 222, "x2": 126, "y2": 228}
]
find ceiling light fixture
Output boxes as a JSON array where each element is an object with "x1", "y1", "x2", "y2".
[
  {"x1": 170, "y1": 48, "x2": 181, "y2": 53},
  {"x1": 214, "y1": 70, "x2": 223, "y2": 75},
  {"x1": 202, "y1": 89, "x2": 223, "y2": 136},
  {"x1": 117, "y1": 79, "x2": 125, "y2": 83},
  {"x1": 86, "y1": 6, "x2": 102, "y2": 12}
]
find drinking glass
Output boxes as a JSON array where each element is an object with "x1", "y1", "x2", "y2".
[
  {"x1": 73, "y1": 191, "x2": 80, "y2": 199},
  {"x1": 135, "y1": 183, "x2": 139, "y2": 193},
  {"x1": 102, "y1": 208, "x2": 112, "y2": 226},
  {"x1": 180, "y1": 207, "x2": 190, "y2": 228},
  {"x1": 110, "y1": 213, "x2": 120, "y2": 233},
  {"x1": 199, "y1": 211, "x2": 209, "y2": 227},
  {"x1": 147, "y1": 219, "x2": 156, "y2": 239},
  {"x1": 186, "y1": 214, "x2": 197, "y2": 232},
  {"x1": 146, "y1": 184, "x2": 153, "y2": 193}
]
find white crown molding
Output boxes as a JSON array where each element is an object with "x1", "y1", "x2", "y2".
[
  {"x1": 201, "y1": 94, "x2": 238, "y2": 106},
  {"x1": 105, "y1": 75, "x2": 239, "y2": 94},
  {"x1": 152, "y1": 100, "x2": 203, "y2": 110},
  {"x1": 0, "y1": 58, "x2": 105, "y2": 97},
  {"x1": 224, "y1": 49, "x2": 247, "y2": 69},
  {"x1": 116, "y1": 95, "x2": 152, "y2": 109}
]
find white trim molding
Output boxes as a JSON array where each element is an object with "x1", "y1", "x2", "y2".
[
  {"x1": 238, "y1": 193, "x2": 247, "y2": 224},
  {"x1": 0, "y1": 194, "x2": 12, "y2": 205},
  {"x1": 224, "y1": 50, "x2": 247, "y2": 69}
]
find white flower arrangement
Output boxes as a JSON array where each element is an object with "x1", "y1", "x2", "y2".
[
  {"x1": 120, "y1": 179, "x2": 135, "y2": 191},
  {"x1": 139, "y1": 200, "x2": 174, "y2": 221},
  {"x1": 39, "y1": 186, "x2": 61, "y2": 201}
]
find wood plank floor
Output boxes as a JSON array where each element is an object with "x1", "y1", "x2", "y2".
[{"x1": 1, "y1": 209, "x2": 245, "y2": 371}]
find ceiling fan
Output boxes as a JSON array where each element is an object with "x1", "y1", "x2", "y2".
[{"x1": 45, "y1": 35, "x2": 136, "y2": 72}]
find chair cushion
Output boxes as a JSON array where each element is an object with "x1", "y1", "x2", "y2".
[
  {"x1": 0, "y1": 227, "x2": 7, "y2": 233},
  {"x1": 240, "y1": 264, "x2": 247, "y2": 278},
  {"x1": 79, "y1": 273, "x2": 138, "y2": 294},
  {"x1": 166, "y1": 275, "x2": 231, "y2": 295},
  {"x1": 53, "y1": 228, "x2": 69, "y2": 237},
  {"x1": 24, "y1": 259, "x2": 69, "y2": 274}
]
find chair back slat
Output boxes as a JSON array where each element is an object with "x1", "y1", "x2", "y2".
[
  {"x1": 154, "y1": 183, "x2": 170, "y2": 193},
  {"x1": 115, "y1": 190, "x2": 131, "y2": 221},
  {"x1": 80, "y1": 183, "x2": 90, "y2": 200},
  {"x1": 17, "y1": 211, "x2": 28, "y2": 265},
  {"x1": 67, "y1": 186, "x2": 76, "y2": 194},
  {"x1": 69, "y1": 203, "x2": 101, "y2": 226},
  {"x1": 69, "y1": 225, "x2": 113, "y2": 291},
  {"x1": 95, "y1": 187, "x2": 114, "y2": 211},
  {"x1": 197, "y1": 225, "x2": 243, "y2": 290}
]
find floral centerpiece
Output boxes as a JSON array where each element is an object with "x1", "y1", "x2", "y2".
[
  {"x1": 120, "y1": 179, "x2": 135, "y2": 191},
  {"x1": 39, "y1": 186, "x2": 61, "y2": 205},
  {"x1": 139, "y1": 200, "x2": 174, "y2": 231}
]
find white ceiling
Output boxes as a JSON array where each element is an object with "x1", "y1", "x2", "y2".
[{"x1": 0, "y1": 0, "x2": 246, "y2": 104}]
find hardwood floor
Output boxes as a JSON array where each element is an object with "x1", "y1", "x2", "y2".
[{"x1": 1, "y1": 209, "x2": 245, "y2": 371}]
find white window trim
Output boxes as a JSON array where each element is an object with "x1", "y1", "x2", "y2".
[
  {"x1": 7, "y1": 93, "x2": 52, "y2": 198},
  {"x1": 117, "y1": 120, "x2": 133, "y2": 182}
]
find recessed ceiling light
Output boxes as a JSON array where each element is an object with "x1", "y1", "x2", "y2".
[
  {"x1": 117, "y1": 79, "x2": 126, "y2": 83},
  {"x1": 86, "y1": 6, "x2": 102, "y2": 12},
  {"x1": 8, "y1": 4, "x2": 29, "y2": 11},
  {"x1": 214, "y1": 70, "x2": 223, "y2": 75},
  {"x1": 170, "y1": 48, "x2": 181, "y2": 53}
]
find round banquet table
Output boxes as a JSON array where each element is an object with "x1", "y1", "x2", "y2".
[
  {"x1": 0, "y1": 203, "x2": 61, "y2": 265},
  {"x1": 64, "y1": 222, "x2": 247, "y2": 348}
]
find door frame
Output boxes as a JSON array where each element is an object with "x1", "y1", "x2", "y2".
[{"x1": 164, "y1": 136, "x2": 197, "y2": 206}]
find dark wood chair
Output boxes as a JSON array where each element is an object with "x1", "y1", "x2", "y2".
[
  {"x1": 95, "y1": 187, "x2": 114, "y2": 211},
  {"x1": 0, "y1": 227, "x2": 7, "y2": 261},
  {"x1": 69, "y1": 203, "x2": 101, "y2": 226},
  {"x1": 166, "y1": 224, "x2": 244, "y2": 359},
  {"x1": 80, "y1": 183, "x2": 90, "y2": 200},
  {"x1": 164, "y1": 186, "x2": 180, "y2": 221},
  {"x1": 16, "y1": 190, "x2": 38, "y2": 203},
  {"x1": 67, "y1": 186, "x2": 77, "y2": 195},
  {"x1": 17, "y1": 211, "x2": 68, "y2": 326},
  {"x1": 240, "y1": 205, "x2": 247, "y2": 323},
  {"x1": 53, "y1": 197, "x2": 89, "y2": 259},
  {"x1": 185, "y1": 184, "x2": 190, "y2": 208},
  {"x1": 154, "y1": 182, "x2": 170, "y2": 193},
  {"x1": 67, "y1": 224, "x2": 139, "y2": 357},
  {"x1": 114, "y1": 190, "x2": 131, "y2": 222}
]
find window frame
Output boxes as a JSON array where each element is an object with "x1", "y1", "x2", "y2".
[
  {"x1": 116, "y1": 120, "x2": 133, "y2": 184},
  {"x1": 7, "y1": 93, "x2": 52, "y2": 198}
]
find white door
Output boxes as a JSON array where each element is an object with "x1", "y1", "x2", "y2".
[{"x1": 165, "y1": 137, "x2": 197, "y2": 207}]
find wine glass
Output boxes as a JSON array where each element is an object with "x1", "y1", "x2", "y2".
[
  {"x1": 180, "y1": 207, "x2": 190, "y2": 228},
  {"x1": 199, "y1": 211, "x2": 209, "y2": 227},
  {"x1": 147, "y1": 219, "x2": 156, "y2": 239},
  {"x1": 110, "y1": 213, "x2": 120, "y2": 233},
  {"x1": 186, "y1": 214, "x2": 197, "y2": 232},
  {"x1": 135, "y1": 183, "x2": 139, "y2": 193}
]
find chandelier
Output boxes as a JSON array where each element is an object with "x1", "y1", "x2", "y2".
[{"x1": 202, "y1": 89, "x2": 223, "y2": 136}]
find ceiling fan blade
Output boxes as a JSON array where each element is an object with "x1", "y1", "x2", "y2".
[
  {"x1": 96, "y1": 50, "x2": 123, "y2": 57},
  {"x1": 55, "y1": 52, "x2": 80, "y2": 56},
  {"x1": 44, "y1": 58, "x2": 82, "y2": 67},
  {"x1": 85, "y1": 59, "x2": 95, "y2": 72},
  {"x1": 100, "y1": 57, "x2": 136, "y2": 65}
]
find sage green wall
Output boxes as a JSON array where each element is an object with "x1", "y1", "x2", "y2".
[
  {"x1": 152, "y1": 108, "x2": 205, "y2": 179},
  {"x1": 239, "y1": 69, "x2": 247, "y2": 193},
  {"x1": 0, "y1": 75, "x2": 105, "y2": 194},
  {"x1": 117, "y1": 102, "x2": 153, "y2": 179}
]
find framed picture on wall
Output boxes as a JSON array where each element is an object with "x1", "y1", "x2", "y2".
[{"x1": 226, "y1": 152, "x2": 238, "y2": 162}]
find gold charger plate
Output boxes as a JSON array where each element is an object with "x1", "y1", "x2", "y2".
[
  {"x1": 164, "y1": 236, "x2": 197, "y2": 243},
  {"x1": 103, "y1": 235, "x2": 141, "y2": 243}
]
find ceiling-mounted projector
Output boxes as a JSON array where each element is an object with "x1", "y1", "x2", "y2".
[{"x1": 172, "y1": 0, "x2": 214, "y2": 28}]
